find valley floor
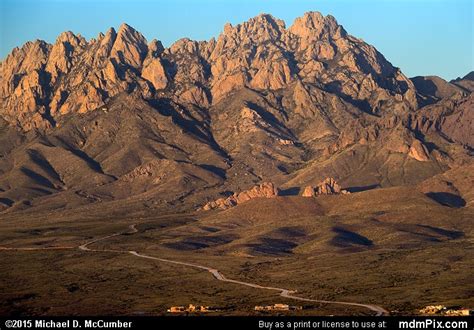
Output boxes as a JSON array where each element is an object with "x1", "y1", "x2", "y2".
[{"x1": 0, "y1": 188, "x2": 473, "y2": 316}]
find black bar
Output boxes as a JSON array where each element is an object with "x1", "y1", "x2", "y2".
[{"x1": 0, "y1": 316, "x2": 473, "y2": 330}]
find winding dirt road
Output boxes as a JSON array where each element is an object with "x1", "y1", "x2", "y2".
[
  {"x1": 129, "y1": 250, "x2": 388, "y2": 315},
  {"x1": 3, "y1": 223, "x2": 389, "y2": 315},
  {"x1": 80, "y1": 224, "x2": 388, "y2": 315}
]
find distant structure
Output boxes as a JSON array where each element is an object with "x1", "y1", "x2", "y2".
[
  {"x1": 444, "y1": 309, "x2": 471, "y2": 316},
  {"x1": 168, "y1": 306, "x2": 186, "y2": 313},
  {"x1": 167, "y1": 304, "x2": 213, "y2": 313},
  {"x1": 419, "y1": 305, "x2": 472, "y2": 316},
  {"x1": 254, "y1": 304, "x2": 303, "y2": 311},
  {"x1": 419, "y1": 305, "x2": 447, "y2": 314}
]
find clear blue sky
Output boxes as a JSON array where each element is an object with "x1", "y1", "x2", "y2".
[{"x1": 0, "y1": 0, "x2": 472, "y2": 80}]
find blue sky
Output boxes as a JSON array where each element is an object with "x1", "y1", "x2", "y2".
[{"x1": 0, "y1": 0, "x2": 472, "y2": 80}]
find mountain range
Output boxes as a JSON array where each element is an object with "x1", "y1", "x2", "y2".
[{"x1": 0, "y1": 11, "x2": 473, "y2": 214}]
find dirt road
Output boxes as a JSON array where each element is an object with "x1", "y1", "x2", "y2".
[
  {"x1": 1, "y1": 223, "x2": 389, "y2": 315},
  {"x1": 129, "y1": 250, "x2": 389, "y2": 315},
  {"x1": 89, "y1": 224, "x2": 389, "y2": 315}
]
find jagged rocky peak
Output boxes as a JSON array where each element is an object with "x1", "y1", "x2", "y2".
[
  {"x1": 46, "y1": 31, "x2": 86, "y2": 82},
  {"x1": 289, "y1": 11, "x2": 346, "y2": 40},
  {"x1": 117, "y1": 23, "x2": 147, "y2": 46},
  {"x1": 168, "y1": 37, "x2": 200, "y2": 55},
  {"x1": 222, "y1": 13, "x2": 286, "y2": 41},
  {"x1": 55, "y1": 30, "x2": 84, "y2": 45},
  {"x1": 110, "y1": 23, "x2": 148, "y2": 68},
  {"x1": 101, "y1": 27, "x2": 117, "y2": 44},
  {"x1": 148, "y1": 39, "x2": 165, "y2": 57},
  {"x1": 1, "y1": 39, "x2": 50, "y2": 76},
  {"x1": 93, "y1": 27, "x2": 117, "y2": 60},
  {"x1": 0, "y1": 12, "x2": 423, "y2": 130}
]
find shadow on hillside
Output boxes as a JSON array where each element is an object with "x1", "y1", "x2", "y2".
[
  {"x1": 425, "y1": 192, "x2": 466, "y2": 208},
  {"x1": 411, "y1": 76, "x2": 440, "y2": 106},
  {"x1": 330, "y1": 227, "x2": 373, "y2": 248},
  {"x1": 345, "y1": 184, "x2": 379, "y2": 193},
  {"x1": 250, "y1": 237, "x2": 298, "y2": 256},
  {"x1": 279, "y1": 187, "x2": 301, "y2": 196},
  {"x1": 164, "y1": 234, "x2": 239, "y2": 251},
  {"x1": 272, "y1": 226, "x2": 307, "y2": 238},
  {"x1": 417, "y1": 225, "x2": 464, "y2": 240},
  {"x1": 20, "y1": 167, "x2": 56, "y2": 189},
  {"x1": 324, "y1": 81, "x2": 377, "y2": 116},
  {"x1": 0, "y1": 197, "x2": 14, "y2": 207},
  {"x1": 53, "y1": 137, "x2": 107, "y2": 174},
  {"x1": 199, "y1": 164, "x2": 227, "y2": 179}
]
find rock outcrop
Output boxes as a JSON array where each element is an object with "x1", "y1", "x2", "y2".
[
  {"x1": 408, "y1": 139, "x2": 430, "y2": 162},
  {"x1": 202, "y1": 182, "x2": 280, "y2": 210},
  {"x1": 301, "y1": 185, "x2": 317, "y2": 197},
  {"x1": 301, "y1": 178, "x2": 349, "y2": 197}
]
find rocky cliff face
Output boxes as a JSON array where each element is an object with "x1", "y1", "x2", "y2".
[
  {"x1": 1, "y1": 12, "x2": 417, "y2": 130},
  {"x1": 0, "y1": 12, "x2": 472, "y2": 214}
]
